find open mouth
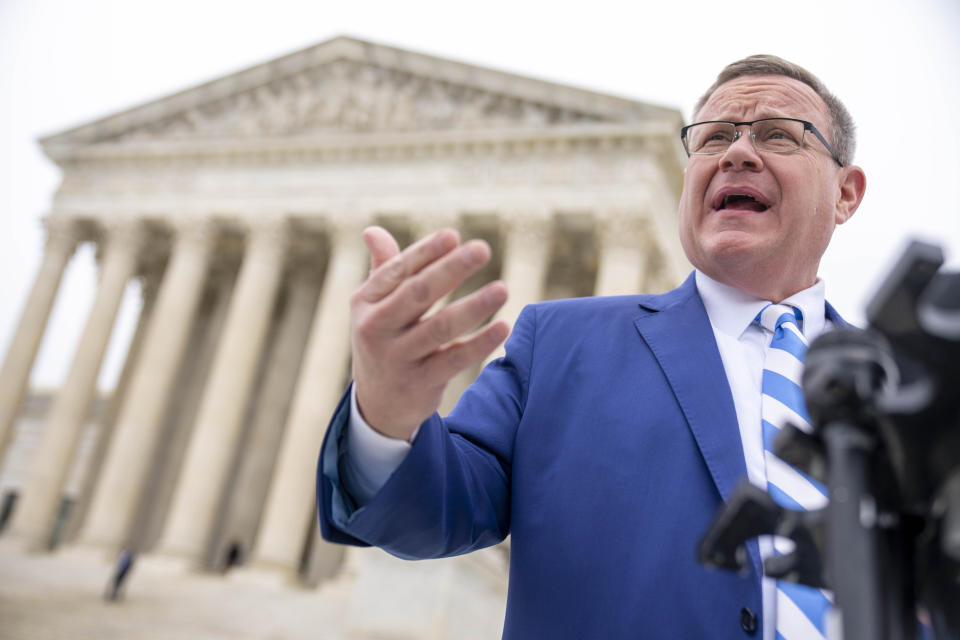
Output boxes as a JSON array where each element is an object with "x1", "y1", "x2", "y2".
[
  {"x1": 720, "y1": 193, "x2": 769, "y2": 211},
  {"x1": 719, "y1": 194, "x2": 769, "y2": 212}
]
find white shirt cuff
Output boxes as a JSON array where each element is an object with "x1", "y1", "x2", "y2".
[{"x1": 343, "y1": 385, "x2": 418, "y2": 504}]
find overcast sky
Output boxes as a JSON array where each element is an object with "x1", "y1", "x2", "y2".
[{"x1": 1, "y1": 0, "x2": 959, "y2": 391}]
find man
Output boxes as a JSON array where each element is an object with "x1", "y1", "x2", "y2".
[{"x1": 316, "y1": 55, "x2": 867, "y2": 639}]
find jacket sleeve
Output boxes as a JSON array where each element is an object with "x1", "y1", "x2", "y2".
[{"x1": 315, "y1": 304, "x2": 536, "y2": 560}]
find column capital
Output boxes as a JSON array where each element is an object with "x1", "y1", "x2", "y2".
[
  {"x1": 241, "y1": 217, "x2": 289, "y2": 257},
  {"x1": 499, "y1": 207, "x2": 552, "y2": 244},
  {"x1": 412, "y1": 209, "x2": 461, "y2": 238},
  {"x1": 170, "y1": 217, "x2": 218, "y2": 247},
  {"x1": 240, "y1": 216, "x2": 287, "y2": 235},
  {"x1": 327, "y1": 213, "x2": 374, "y2": 243},
  {"x1": 138, "y1": 266, "x2": 165, "y2": 303},
  {"x1": 42, "y1": 216, "x2": 81, "y2": 253},
  {"x1": 595, "y1": 207, "x2": 648, "y2": 248},
  {"x1": 102, "y1": 219, "x2": 147, "y2": 250}
]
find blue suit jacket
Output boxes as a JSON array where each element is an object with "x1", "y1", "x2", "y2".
[{"x1": 317, "y1": 273, "x2": 847, "y2": 639}]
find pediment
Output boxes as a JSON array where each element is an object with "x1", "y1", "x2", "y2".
[
  {"x1": 108, "y1": 58, "x2": 615, "y2": 143},
  {"x1": 42, "y1": 36, "x2": 681, "y2": 150}
]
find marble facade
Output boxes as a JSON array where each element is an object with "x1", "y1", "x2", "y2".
[{"x1": 0, "y1": 35, "x2": 689, "y2": 637}]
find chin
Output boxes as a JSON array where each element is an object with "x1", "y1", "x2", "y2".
[{"x1": 701, "y1": 233, "x2": 769, "y2": 262}]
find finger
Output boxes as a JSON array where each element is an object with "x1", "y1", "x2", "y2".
[
  {"x1": 419, "y1": 321, "x2": 511, "y2": 385},
  {"x1": 363, "y1": 226, "x2": 401, "y2": 271},
  {"x1": 399, "y1": 281, "x2": 508, "y2": 359},
  {"x1": 358, "y1": 228, "x2": 460, "y2": 303},
  {"x1": 375, "y1": 239, "x2": 490, "y2": 328}
]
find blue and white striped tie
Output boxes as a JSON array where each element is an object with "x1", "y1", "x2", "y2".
[{"x1": 757, "y1": 304, "x2": 831, "y2": 640}]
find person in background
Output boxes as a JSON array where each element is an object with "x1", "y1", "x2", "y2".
[{"x1": 105, "y1": 547, "x2": 135, "y2": 602}]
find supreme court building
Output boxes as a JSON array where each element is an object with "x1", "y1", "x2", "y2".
[{"x1": 0, "y1": 36, "x2": 688, "y2": 636}]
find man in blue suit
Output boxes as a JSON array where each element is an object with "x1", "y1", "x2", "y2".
[{"x1": 317, "y1": 55, "x2": 867, "y2": 639}]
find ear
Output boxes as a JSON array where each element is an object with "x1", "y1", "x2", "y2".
[{"x1": 835, "y1": 165, "x2": 866, "y2": 225}]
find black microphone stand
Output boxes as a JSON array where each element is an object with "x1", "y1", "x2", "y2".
[{"x1": 699, "y1": 241, "x2": 960, "y2": 640}]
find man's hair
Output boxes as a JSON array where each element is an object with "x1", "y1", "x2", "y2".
[{"x1": 693, "y1": 54, "x2": 856, "y2": 166}]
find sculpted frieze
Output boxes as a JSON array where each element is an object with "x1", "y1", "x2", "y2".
[{"x1": 102, "y1": 60, "x2": 606, "y2": 143}]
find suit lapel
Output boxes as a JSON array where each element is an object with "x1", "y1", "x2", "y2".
[
  {"x1": 632, "y1": 274, "x2": 763, "y2": 582},
  {"x1": 633, "y1": 275, "x2": 747, "y2": 505}
]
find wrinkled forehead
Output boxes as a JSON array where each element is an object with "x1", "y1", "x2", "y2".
[{"x1": 696, "y1": 75, "x2": 830, "y2": 128}]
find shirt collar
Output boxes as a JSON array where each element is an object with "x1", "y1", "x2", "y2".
[{"x1": 694, "y1": 270, "x2": 827, "y2": 340}]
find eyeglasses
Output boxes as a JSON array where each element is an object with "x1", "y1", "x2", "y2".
[{"x1": 680, "y1": 118, "x2": 844, "y2": 167}]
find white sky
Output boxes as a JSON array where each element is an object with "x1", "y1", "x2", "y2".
[{"x1": 1, "y1": 0, "x2": 959, "y2": 391}]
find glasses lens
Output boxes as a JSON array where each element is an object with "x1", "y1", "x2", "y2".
[
  {"x1": 751, "y1": 119, "x2": 805, "y2": 152},
  {"x1": 686, "y1": 122, "x2": 735, "y2": 154}
]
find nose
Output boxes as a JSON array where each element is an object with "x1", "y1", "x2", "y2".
[{"x1": 718, "y1": 127, "x2": 764, "y2": 172}]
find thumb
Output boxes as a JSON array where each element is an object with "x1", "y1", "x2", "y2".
[{"x1": 362, "y1": 226, "x2": 401, "y2": 271}]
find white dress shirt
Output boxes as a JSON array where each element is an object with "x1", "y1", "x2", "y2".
[
  {"x1": 343, "y1": 270, "x2": 832, "y2": 640},
  {"x1": 695, "y1": 270, "x2": 829, "y2": 640}
]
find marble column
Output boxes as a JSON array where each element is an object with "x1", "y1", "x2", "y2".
[
  {"x1": 250, "y1": 217, "x2": 368, "y2": 574},
  {"x1": 485, "y1": 209, "x2": 552, "y2": 364},
  {"x1": 63, "y1": 271, "x2": 161, "y2": 544},
  {"x1": 78, "y1": 220, "x2": 214, "y2": 551},
  {"x1": 155, "y1": 219, "x2": 287, "y2": 562},
  {"x1": 0, "y1": 218, "x2": 79, "y2": 466},
  {"x1": 644, "y1": 186, "x2": 690, "y2": 288},
  {"x1": 210, "y1": 267, "x2": 321, "y2": 570},
  {"x1": 135, "y1": 267, "x2": 237, "y2": 553},
  {"x1": 11, "y1": 221, "x2": 144, "y2": 548},
  {"x1": 593, "y1": 208, "x2": 647, "y2": 297}
]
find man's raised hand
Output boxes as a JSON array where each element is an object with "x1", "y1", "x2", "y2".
[{"x1": 350, "y1": 226, "x2": 510, "y2": 440}]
